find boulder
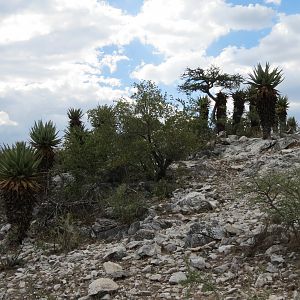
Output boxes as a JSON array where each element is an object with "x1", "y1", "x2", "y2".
[{"x1": 88, "y1": 278, "x2": 119, "y2": 297}]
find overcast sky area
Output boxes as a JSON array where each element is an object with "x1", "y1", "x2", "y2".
[{"x1": 0, "y1": 0, "x2": 300, "y2": 144}]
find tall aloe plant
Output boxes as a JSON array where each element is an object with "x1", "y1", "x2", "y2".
[
  {"x1": 30, "y1": 120, "x2": 61, "y2": 172},
  {"x1": 0, "y1": 142, "x2": 41, "y2": 244},
  {"x1": 276, "y1": 96, "x2": 289, "y2": 134},
  {"x1": 232, "y1": 90, "x2": 246, "y2": 134},
  {"x1": 247, "y1": 62, "x2": 283, "y2": 139}
]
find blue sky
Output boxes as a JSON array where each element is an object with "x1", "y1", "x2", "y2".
[{"x1": 0, "y1": 0, "x2": 300, "y2": 144}]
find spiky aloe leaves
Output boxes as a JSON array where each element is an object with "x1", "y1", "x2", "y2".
[
  {"x1": 0, "y1": 142, "x2": 41, "y2": 244},
  {"x1": 0, "y1": 142, "x2": 41, "y2": 193},
  {"x1": 247, "y1": 63, "x2": 284, "y2": 139}
]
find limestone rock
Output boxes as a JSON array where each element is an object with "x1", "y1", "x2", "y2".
[
  {"x1": 88, "y1": 278, "x2": 119, "y2": 297},
  {"x1": 103, "y1": 262, "x2": 125, "y2": 279},
  {"x1": 169, "y1": 272, "x2": 187, "y2": 284}
]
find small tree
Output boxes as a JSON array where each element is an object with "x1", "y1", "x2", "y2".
[
  {"x1": 179, "y1": 65, "x2": 243, "y2": 125},
  {"x1": 116, "y1": 80, "x2": 199, "y2": 181}
]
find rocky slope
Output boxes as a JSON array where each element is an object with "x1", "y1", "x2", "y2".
[{"x1": 1, "y1": 135, "x2": 300, "y2": 300}]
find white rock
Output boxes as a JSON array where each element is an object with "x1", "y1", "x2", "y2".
[
  {"x1": 137, "y1": 243, "x2": 161, "y2": 257},
  {"x1": 190, "y1": 256, "x2": 206, "y2": 270},
  {"x1": 88, "y1": 278, "x2": 119, "y2": 296},
  {"x1": 270, "y1": 254, "x2": 284, "y2": 264},
  {"x1": 265, "y1": 245, "x2": 285, "y2": 256},
  {"x1": 169, "y1": 272, "x2": 187, "y2": 284},
  {"x1": 255, "y1": 273, "x2": 273, "y2": 288},
  {"x1": 149, "y1": 274, "x2": 162, "y2": 281},
  {"x1": 103, "y1": 262, "x2": 124, "y2": 278}
]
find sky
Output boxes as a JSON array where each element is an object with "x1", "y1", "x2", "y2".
[{"x1": 0, "y1": 0, "x2": 300, "y2": 144}]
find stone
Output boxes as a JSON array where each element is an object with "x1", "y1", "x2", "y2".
[
  {"x1": 103, "y1": 245, "x2": 127, "y2": 261},
  {"x1": 270, "y1": 254, "x2": 284, "y2": 264},
  {"x1": 133, "y1": 229, "x2": 155, "y2": 241},
  {"x1": 190, "y1": 256, "x2": 206, "y2": 270},
  {"x1": 224, "y1": 224, "x2": 242, "y2": 235},
  {"x1": 255, "y1": 273, "x2": 273, "y2": 288},
  {"x1": 149, "y1": 274, "x2": 162, "y2": 281},
  {"x1": 103, "y1": 262, "x2": 125, "y2": 279},
  {"x1": 185, "y1": 221, "x2": 224, "y2": 248},
  {"x1": 164, "y1": 243, "x2": 177, "y2": 253},
  {"x1": 88, "y1": 278, "x2": 119, "y2": 297},
  {"x1": 265, "y1": 245, "x2": 285, "y2": 256},
  {"x1": 239, "y1": 136, "x2": 248, "y2": 142},
  {"x1": 137, "y1": 243, "x2": 161, "y2": 257},
  {"x1": 128, "y1": 221, "x2": 140, "y2": 235},
  {"x1": 92, "y1": 218, "x2": 125, "y2": 240},
  {"x1": 169, "y1": 272, "x2": 187, "y2": 284}
]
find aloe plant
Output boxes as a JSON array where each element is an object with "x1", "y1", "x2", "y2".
[
  {"x1": 247, "y1": 62, "x2": 283, "y2": 139},
  {"x1": 30, "y1": 120, "x2": 61, "y2": 171},
  {"x1": 0, "y1": 142, "x2": 41, "y2": 244},
  {"x1": 276, "y1": 96, "x2": 289, "y2": 133}
]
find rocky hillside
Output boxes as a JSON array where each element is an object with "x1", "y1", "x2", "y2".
[{"x1": 1, "y1": 135, "x2": 300, "y2": 300}]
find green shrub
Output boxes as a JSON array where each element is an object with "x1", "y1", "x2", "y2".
[
  {"x1": 246, "y1": 168, "x2": 300, "y2": 237},
  {"x1": 51, "y1": 213, "x2": 81, "y2": 252},
  {"x1": 0, "y1": 249, "x2": 24, "y2": 271},
  {"x1": 152, "y1": 178, "x2": 177, "y2": 199},
  {"x1": 106, "y1": 184, "x2": 148, "y2": 224}
]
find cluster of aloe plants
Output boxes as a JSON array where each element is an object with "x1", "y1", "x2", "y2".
[
  {"x1": 180, "y1": 62, "x2": 297, "y2": 139},
  {"x1": 0, "y1": 121, "x2": 60, "y2": 245}
]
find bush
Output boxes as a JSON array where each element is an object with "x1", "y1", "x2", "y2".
[
  {"x1": 50, "y1": 213, "x2": 82, "y2": 253},
  {"x1": 246, "y1": 168, "x2": 300, "y2": 238},
  {"x1": 106, "y1": 184, "x2": 148, "y2": 224}
]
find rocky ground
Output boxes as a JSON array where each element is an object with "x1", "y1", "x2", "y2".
[{"x1": 1, "y1": 134, "x2": 300, "y2": 300}]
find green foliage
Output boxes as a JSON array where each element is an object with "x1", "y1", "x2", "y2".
[
  {"x1": 116, "y1": 80, "x2": 199, "y2": 180},
  {"x1": 152, "y1": 178, "x2": 177, "y2": 199},
  {"x1": 287, "y1": 116, "x2": 297, "y2": 133},
  {"x1": 62, "y1": 107, "x2": 124, "y2": 187},
  {"x1": 0, "y1": 249, "x2": 24, "y2": 271},
  {"x1": 232, "y1": 89, "x2": 246, "y2": 134},
  {"x1": 51, "y1": 213, "x2": 81, "y2": 253},
  {"x1": 67, "y1": 108, "x2": 84, "y2": 129},
  {"x1": 0, "y1": 142, "x2": 41, "y2": 244},
  {"x1": 0, "y1": 142, "x2": 40, "y2": 193},
  {"x1": 106, "y1": 184, "x2": 148, "y2": 224},
  {"x1": 88, "y1": 104, "x2": 116, "y2": 129},
  {"x1": 30, "y1": 120, "x2": 61, "y2": 171},
  {"x1": 179, "y1": 65, "x2": 243, "y2": 127},
  {"x1": 247, "y1": 62, "x2": 283, "y2": 89},
  {"x1": 246, "y1": 169, "x2": 300, "y2": 237},
  {"x1": 215, "y1": 92, "x2": 227, "y2": 133},
  {"x1": 247, "y1": 62, "x2": 284, "y2": 139},
  {"x1": 183, "y1": 257, "x2": 218, "y2": 299},
  {"x1": 179, "y1": 65, "x2": 243, "y2": 97},
  {"x1": 276, "y1": 96, "x2": 289, "y2": 133}
]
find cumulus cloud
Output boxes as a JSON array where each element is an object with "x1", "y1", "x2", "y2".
[
  {"x1": 265, "y1": 0, "x2": 281, "y2": 5},
  {"x1": 0, "y1": 0, "x2": 135, "y2": 143},
  {"x1": 131, "y1": 0, "x2": 276, "y2": 83},
  {"x1": 0, "y1": 112, "x2": 18, "y2": 126},
  {"x1": 0, "y1": 0, "x2": 299, "y2": 143},
  {"x1": 132, "y1": 0, "x2": 275, "y2": 57}
]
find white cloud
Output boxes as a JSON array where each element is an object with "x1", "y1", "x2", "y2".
[
  {"x1": 0, "y1": 13, "x2": 51, "y2": 44},
  {"x1": 0, "y1": 0, "x2": 299, "y2": 143},
  {"x1": 0, "y1": 112, "x2": 18, "y2": 126},
  {"x1": 131, "y1": 0, "x2": 276, "y2": 83},
  {"x1": 265, "y1": 0, "x2": 281, "y2": 5},
  {"x1": 132, "y1": 0, "x2": 275, "y2": 57}
]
